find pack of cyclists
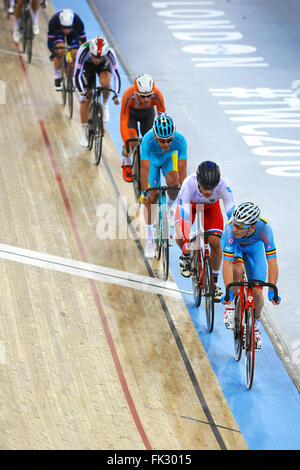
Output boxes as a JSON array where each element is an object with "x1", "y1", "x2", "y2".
[{"x1": 11, "y1": 6, "x2": 280, "y2": 349}]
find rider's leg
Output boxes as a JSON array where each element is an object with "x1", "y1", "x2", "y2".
[
  {"x1": 31, "y1": 0, "x2": 40, "y2": 35},
  {"x1": 99, "y1": 70, "x2": 112, "y2": 122},
  {"x1": 13, "y1": 0, "x2": 24, "y2": 41}
]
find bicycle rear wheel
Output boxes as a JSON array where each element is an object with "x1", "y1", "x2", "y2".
[
  {"x1": 191, "y1": 249, "x2": 202, "y2": 307},
  {"x1": 233, "y1": 295, "x2": 243, "y2": 361},
  {"x1": 67, "y1": 66, "x2": 73, "y2": 119},
  {"x1": 244, "y1": 306, "x2": 255, "y2": 389},
  {"x1": 93, "y1": 104, "x2": 104, "y2": 166},
  {"x1": 204, "y1": 256, "x2": 214, "y2": 332},
  {"x1": 161, "y1": 210, "x2": 169, "y2": 280},
  {"x1": 132, "y1": 146, "x2": 141, "y2": 202}
]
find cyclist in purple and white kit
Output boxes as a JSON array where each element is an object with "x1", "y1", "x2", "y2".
[
  {"x1": 174, "y1": 161, "x2": 235, "y2": 302},
  {"x1": 74, "y1": 36, "x2": 121, "y2": 147},
  {"x1": 221, "y1": 201, "x2": 281, "y2": 349}
]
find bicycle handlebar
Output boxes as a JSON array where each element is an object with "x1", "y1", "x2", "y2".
[
  {"x1": 225, "y1": 280, "x2": 279, "y2": 303},
  {"x1": 126, "y1": 137, "x2": 142, "y2": 153},
  {"x1": 92, "y1": 86, "x2": 118, "y2": 100},
  {"x1": 147, "y1": 186, "x2": 180, "y2": 193}
]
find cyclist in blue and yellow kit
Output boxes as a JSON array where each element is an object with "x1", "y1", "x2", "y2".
[
  {"x1": 221, "y1": 201, "x2": 281, "y2": 349},
  {"x1": 140, "y1": 115, "x2": 187, "y2": 258}
]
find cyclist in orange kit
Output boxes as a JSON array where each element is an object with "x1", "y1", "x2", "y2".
[{"x1": 120, "y1": 74, "x2": 166, "y2": 182}]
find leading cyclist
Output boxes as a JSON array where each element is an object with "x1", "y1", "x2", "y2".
[
  {"x1": 47, "y1": 9, "x2": 87, "y2": 91},
  {"x1": 74, "y1": 36, "x2": 121, "y2": 147},
  {"x1": 140, "y1": 115, "x2": 187, "y2": 259},
  {"x1": 120, "y1": 74, "x2": 166, "y2": 182},
  {"x1": 174, "y1": 161, "x2": 234, "y2": 302},
  {"x1": 221, "y1": 201, "x2": 281, "y2": 349},
  {"x1": 13, "y1": 0, "x2": 47, "y2": 42}
]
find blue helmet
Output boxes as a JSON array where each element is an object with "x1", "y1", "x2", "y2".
[{"x1": 153, "y1": 115, "x2": 175, "y2": 139}]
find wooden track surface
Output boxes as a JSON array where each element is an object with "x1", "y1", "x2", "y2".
[{"x1": 0, "y1": 3, "x2": 247, "y2": 450}]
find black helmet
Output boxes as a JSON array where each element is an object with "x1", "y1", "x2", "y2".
[{"x1": 196, "y1": 161, "x2": 220, "y2": 190}]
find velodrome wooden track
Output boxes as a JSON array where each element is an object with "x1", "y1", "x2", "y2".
[{"x1": 0, "y1": 3, "x2": 248, "y2": 450}]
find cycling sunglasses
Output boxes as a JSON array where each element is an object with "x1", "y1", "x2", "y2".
[
  {"x1": 137, "y1": 92, "x2": 152, "y2": 98},
  {"x1": 233, "y1": 222, "x2": 252, "y2": 230},
  {"x1": 157, "y1": 137, "x2": 174, "y2": 144}
]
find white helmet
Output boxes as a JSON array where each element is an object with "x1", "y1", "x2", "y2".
[
  {"x1": 59, "y1": 9, "x2": 74, "y2": 27},
  {"x1": 90, "y1": 36, "x2": 109, "y2": 57},
  {"x1": 134, "y1": 74, "x2": 154, "y2": 96},
  {"x1": 233, "y1": 202, "x2": 261, "y2": 226}
]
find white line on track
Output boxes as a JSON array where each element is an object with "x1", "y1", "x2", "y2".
[{"x1": 0, "y1": 243, "x2": 192, "y2": 299}]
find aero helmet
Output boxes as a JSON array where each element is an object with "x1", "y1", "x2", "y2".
[
  {"x1": 59, "y1": 9, "x2": 74, "y2": 27},
  {"x1": 233, "y1": 202, "x2": 260, "y2": 226},
  {"x1": 197, "y1": 161, "x2": 221, "y2": 190},
  {"x1": 134, "y1": 74, "x2": 154, "y2": 96},
  {"x1": 90, "y1": 36, "x2": 109, "y2": 57},
  {"x1": 153, "y1": 115, "x2": 175, "y2": 139}
]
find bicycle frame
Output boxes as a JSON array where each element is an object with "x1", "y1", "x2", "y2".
[
  {"x1": 147, "y1": 185, "x2": 179, "y2": 280},
  {"x1": 225, "y1": 279, "x2": 279, "y2": 389},
  {"x1": 125, "y1": 137, "x2": 142, "y2": 202},
  {"x1": 87, "y1": 86, "x2": 117, "y2": 165}
]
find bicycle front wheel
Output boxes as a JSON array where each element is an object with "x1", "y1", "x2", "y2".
[
  {"x1": 191, "y1": 249, "x2": 202, "y2": 307},
  {"x1": 132, "y1": 146, "x2": 141, "y2": 202},
  {"x1": 93, "y1": 104, "x2": 104, "y2": 165},
  {"x1": 67, "y1": 67, "x2": 73, "y2": 119},
  {"x1": 244, "y1": 306, "x2": 255, "y2": 389},
  {"x1": 161, "y1": 210, "x2": 169, "y2": 280},
  {"x1": 204, "y1": 256, "x2": 214, "y2": 333},
  {"x1": 233, "y1": 295, "x2": 243, "y2": 361}
]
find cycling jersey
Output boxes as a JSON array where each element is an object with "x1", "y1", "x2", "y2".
[
  {"x1": 141, "y1": 129, "x2": 187, "y2": 186},
  {"x1": 174, "y1": 173, "x2": 234, "y2": 241},
  {"x1": 222, "y1": 218, "x2": 277, "y2": 280},
  {"x1": 47, "y1": 11, "x2": 86, "y2": 51},
  {"x1": 74, "y1": 41, "x2": 121, "y2": 95},
  {"x1": 120, "y1": 85, "x2": 166, "y2": 145}
]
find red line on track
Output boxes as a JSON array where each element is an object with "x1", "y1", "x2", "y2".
[{"x1": 12, "y1": 33, "x2": 151, "y2": 450}]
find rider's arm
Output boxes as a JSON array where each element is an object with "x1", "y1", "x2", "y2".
[
  {"x1": 220, "y1": 181, "x2": 235, "y2": 219},
  {"x1": 140, "y1": 159, "x2": 150, "y2": 193},
  {"x1": 120, "y1": 87, "x2": 134, "y2": 147},
  {"x1": 74, "y1": 45, "x2": 89, "y2": 93},
  {"x1": 106, "y1": 49, "x2": 121, "y2": 96},
  {"x1": 47, "y1": 17, "x2": 56, "y2": 52},
  {"x1": 176, "y1": 132, "x2": 188, "y2": 183},
  {"x1": 153, "y1": 87, "x2": 166, "y2": 115},
  {"x1": 222, "y1": 259, "x2": 234, "y2": 289},
  {"x1": 76, "y1": 16, "x2": 87, "y2": 44}
]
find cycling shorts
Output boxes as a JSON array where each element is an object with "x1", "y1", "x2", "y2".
[
  {"x1": 82, "y1": 59, "x2": 111, "y2": 90},
  {"x1": 148, "y1": 150, "x2": 179, "y2": 187},
  {"x1": 174, "y1": 200, "x2": 224, "y2": 243},
  {"x1": 233, "y1": 242, "x2": 267, "y2": 282},
  {"x1": 128, "y1": 107, "x2": 155, "y2": 137}
]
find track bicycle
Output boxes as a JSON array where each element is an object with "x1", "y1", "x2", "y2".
[
  {"x1": 224, "y1": 278, "x2": 279, "y2": 390},
  {"x1": 53, "y1": 43, "x2": 75, "y2": 119},
  {"x1": 87, "y1": 86, "x2": 117, "y2": 166},
  {"x1": 19, "y1": 0, "x2": 33, "y2": 63},
  {"x1": 188, "y1": 212, "x2": 219, "y2": 333},
  {"x1": 125, "y1": 137, "x2": 142, "y2": 202},
  {"x1": 146, "y1": 186, "x2": 179, "y2": 281}
]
